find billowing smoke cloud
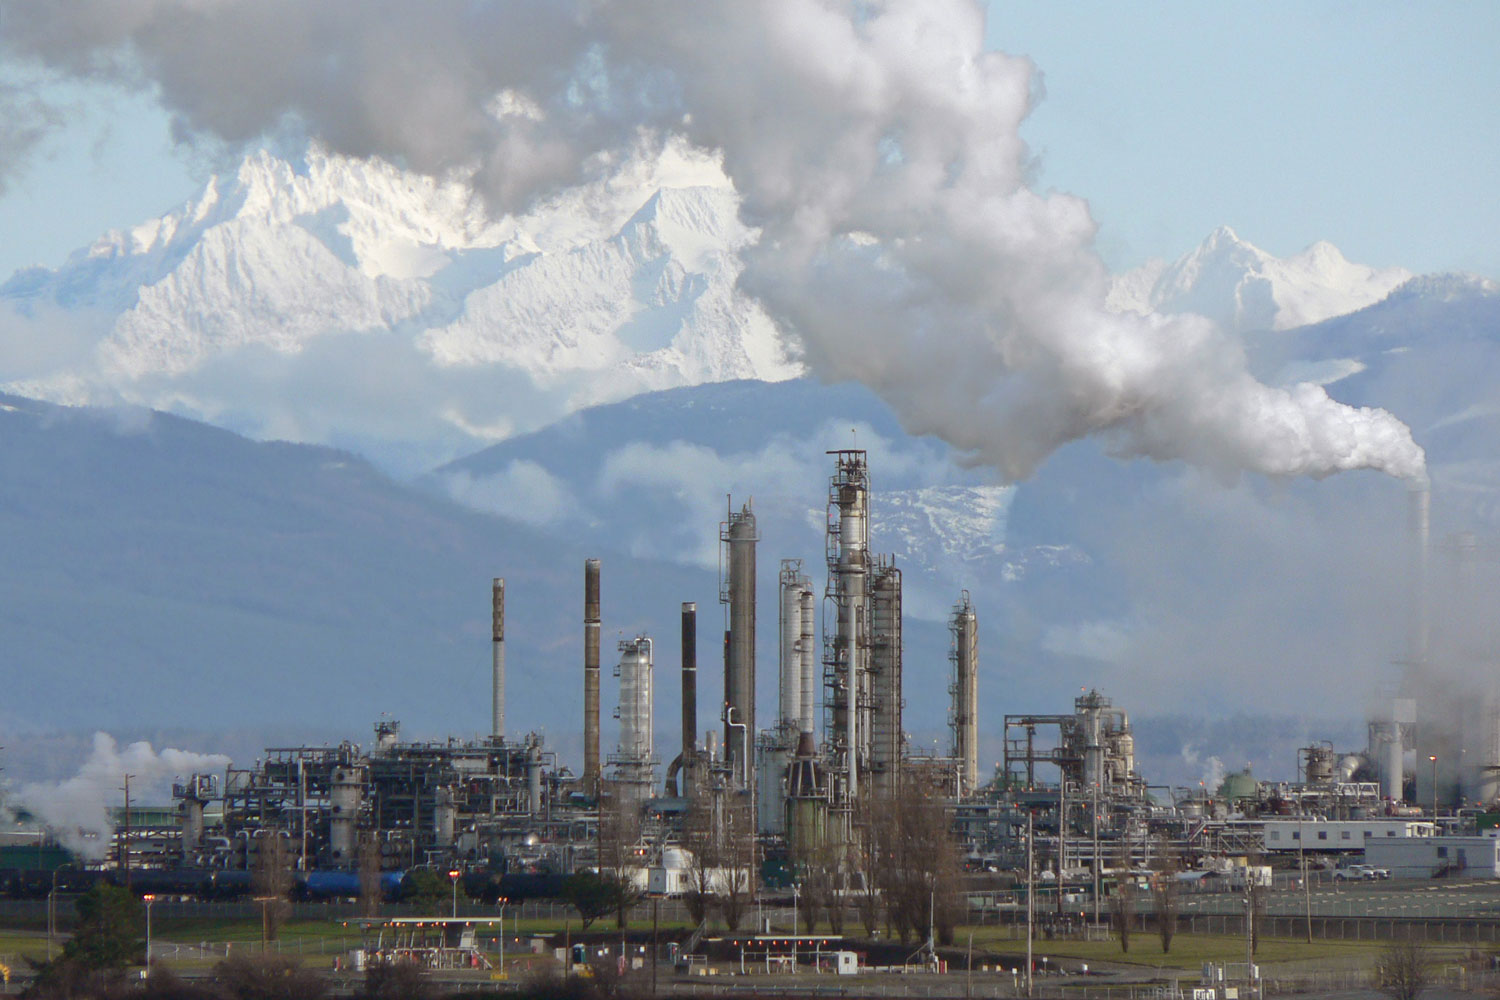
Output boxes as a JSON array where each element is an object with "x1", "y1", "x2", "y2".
[
  {"x1": 0, "y1": 0, "x2": 1426, "y2": 483},
  {"x1": 11, "y1": 733, "x2": 230, "y2": 859}
]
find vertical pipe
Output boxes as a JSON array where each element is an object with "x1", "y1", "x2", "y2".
[
  {"x1": 681, "y1": 602, "x2": 698, "y2": 767},
  {"x1": 492, "y1": 578, "x2": 505, "y2": 741},
  {"x1": 584, "y1": 558, "x2": 601, "y2": 795}
]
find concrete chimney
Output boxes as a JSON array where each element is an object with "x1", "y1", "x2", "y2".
[
  {"x1": 491, "y1": 578, "x2": 505, "y2": 741},
  {"x1": 681, "y1": 602, "x2": 697, "y2": 766},
  {"x1": 584, "y1": 558, "x2": 601, "y2": 795}
]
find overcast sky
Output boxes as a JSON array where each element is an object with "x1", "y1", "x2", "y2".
[{"x1": 0, "y1": 3, "x2": 1494, "y2": 282}]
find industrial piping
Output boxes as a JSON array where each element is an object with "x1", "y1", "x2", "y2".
[{"x1": 584, "y1": 558, "x2": 601, "y2": 796}]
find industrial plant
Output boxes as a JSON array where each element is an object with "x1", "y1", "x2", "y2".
[{"x1": 7, "y1": 453, "x2": 1500, "y2": 936}]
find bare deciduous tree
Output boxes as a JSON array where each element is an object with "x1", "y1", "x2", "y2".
[
  {"x1": 717, "y1": 798, "x2": 755, "y2": 933},
  {"x1": 251, "y1": 832, "x2": 293, "y2": 944},
  {"x1": 358, "y1": 832, "x2": 383, "y2": 918},
  {"x1": 595, "y1": 788, "x2": 643, "y2": 930},
  {"x1": 1151, "y1": 835, "x2": 1181, "y2": 954},
  {"x1": 1374, "y1": 937, "x2": 1430, "y2": 1000}
]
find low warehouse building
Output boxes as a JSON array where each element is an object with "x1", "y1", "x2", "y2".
[{"x1": 1364, "y1": 835, "x2": 1500, "y2": 879}]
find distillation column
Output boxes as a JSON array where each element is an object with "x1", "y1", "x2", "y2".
[
  {"x1": 869, "y1": 560, "x2": 903, "y2": 797},
  {"x1": 584, "y1": 558, "x2": 602, "y2": 796},
  {"x1": 949, "y1": 591, "x2": 979, "y2": 797},
  {"x1": 779, "y1": 560, "x2": 814, "y2": 735},
  {"x1": 612, "y1": 636, "x2": 656, "y2": 802},
  {"x1": 824, "y1": 450, "x2": 870, "y2": 802},
  {"x1": 721, "y1": 500, "x2": 758, "y2": 792}
]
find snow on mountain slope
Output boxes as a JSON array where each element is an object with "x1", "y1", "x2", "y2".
[
  {"x1": 1109, "y1": 226, "x2": 1411, "y2": 334},
  {"x1": 1, "y1": 145, "x2": 798, "y2": 471}
]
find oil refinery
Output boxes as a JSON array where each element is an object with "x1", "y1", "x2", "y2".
[{"x1": 6, "y1": 451, "x2": 1500, "y2": 922}]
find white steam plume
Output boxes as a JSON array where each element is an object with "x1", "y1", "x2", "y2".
[
  {"x1": 12, "y1": 733, "x2": 230, "y2": 860},
  {"x1": 0, "y1": 0, "x2": 1425, "y2": 483}
]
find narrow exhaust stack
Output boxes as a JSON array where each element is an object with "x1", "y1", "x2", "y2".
[
  {"x1": 492, "y1": 578, "x2": 505, "y2": 740},
  {"x1": 721, "y1": 499, "x2": 758, "y2": 791},
  {"x1": 584, "y1": 558, "x2": 601, "y2": 795},
  {"x1": 1407, "y1": 483, "x2": 1431, "y2": 669},
  {"x1": 681, "y1": 602, "x2": 698, "y2": 766}
]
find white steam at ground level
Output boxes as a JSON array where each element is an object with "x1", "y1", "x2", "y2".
[
  {"x1": 8, "y1": 733, "x2": 230, "y2": 860},
  {"x1": 0, "y1": 0, "x2": 1424, "y2": 486}
]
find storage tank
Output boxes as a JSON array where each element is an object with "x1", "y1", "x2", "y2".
[{"x1": 1217, "y1": 769, "x2": 1257, "y2": 803}]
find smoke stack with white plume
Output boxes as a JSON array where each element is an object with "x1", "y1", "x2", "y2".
[
  {"x1": 12, "y1": 733, "x2": 231, "y2": 860},
  {"x1": 0, "y1": 0, "x2": 1426, "y2": 485}
]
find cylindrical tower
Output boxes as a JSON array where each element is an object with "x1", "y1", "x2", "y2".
[
  {"x1": 721, "y1": 500, "x2": 758, "y2": 789},
  {"x1": 613, "y1": 635, "x2": 656, "y2": 802},
  {"x1": 868, "y1": 560, "x2": 903, "y2": 797},
  {"x1": 491, "y1": 578, "x2": 505, "y2": 741},
  {"x1": 583, "y1": 558, "x2": 602, "y2": 795},
  {"x1": 824, "y1": 451, "x2": 870, "y2": 802},
  {"x1": 434, "y1": 786, "x2": 457, "y2": 847},
  {"x1": 798, "y1": 585, "x2": 816, "y2": 737},
  {"x1": 617, "y1": 636, "x2": 654, "y2": 762},
  {"x1": 329, "y1": 765, "x2": 364, "y2": 867},
  {"x1": 681, "y1": 602, "x2": 698, "y2": 766},
  {"x1": 949, "y1": 591, "x2": 979, "y2": 797},
  {"x1": 779, "y1": 560, "x2": 810, "y2": 733}
]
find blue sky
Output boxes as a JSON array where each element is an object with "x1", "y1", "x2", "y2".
[{"x1": 0, "y1": 2, "x2": 1495, "y2": 281}]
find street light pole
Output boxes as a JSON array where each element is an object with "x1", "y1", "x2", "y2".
[
  {"x1": 448, "y1": 869, "x2": 461, "y2": 918},
  {"x1": 498, "y1": 895, "x2": 508, "y2": 979},
  {"x1": 143, "y1": 894, "x2": 156, "y2": 973}
]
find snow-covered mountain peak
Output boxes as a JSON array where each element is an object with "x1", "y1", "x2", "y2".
[
  {"x1": 1, "y1": 144, "x2": 796, "y2": 470},
  {"x1": 1109, "y1": 228, "x2": 1412, "y2": 334}
]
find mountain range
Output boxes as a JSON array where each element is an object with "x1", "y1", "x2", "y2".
[{"x1": 2, "y1": 146, "x2": 1498, "y2": 796}]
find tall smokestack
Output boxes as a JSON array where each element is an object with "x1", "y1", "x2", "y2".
[
  {"x1": 492, "y1": 577, "x2": 505, "y2": 740},
  {"x1": 681, "y1": 602, "x2": 697, "y2": 766},
  {"x1": 721, "y1": 499, "x2": 758, "y2": 790},
  {"x1": 1408, "y1": 483, "x2": 1431, "y2": 670},
  {"x1": 584, "y1": 558, "x2": 601, "y2": 795}
]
